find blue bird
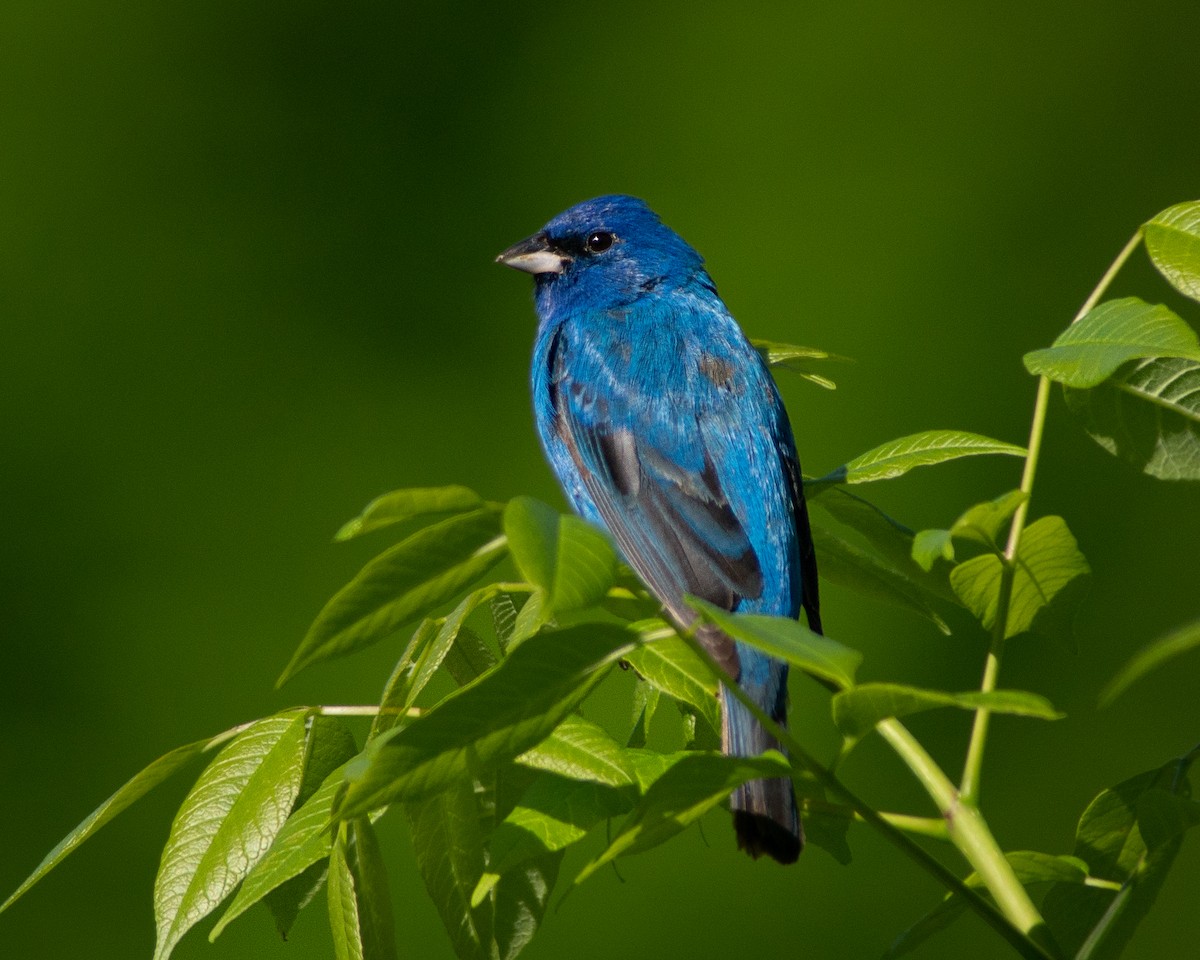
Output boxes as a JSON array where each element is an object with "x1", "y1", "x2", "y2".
[{"x1": 497, "y1": 195, "x2": 821, "y2": 864}]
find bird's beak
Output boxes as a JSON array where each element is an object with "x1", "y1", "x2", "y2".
[{"x1": 495, "y1": 232, "x2": 571, "y2": 275}]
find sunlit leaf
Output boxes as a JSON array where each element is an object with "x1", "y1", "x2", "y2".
[
  {"x1": 405, "y1": 585, "x2": 503, "y2": 708},
  {"x1": 327, "y1": 818, "x2": 397, "y2": 960},
  {"x1": 211, "y1": 764, "x2": 346, "y2": 941},
  {"x1": 153, "y1": 714, "x2": 308, "y2": 960},
  {"x1": 1064, "y1": 355, "x2": 1200, "y2": 481},
  {"x1": 1101, "y1": 617, "x2": 1200, "y2": 706},
  {"x1": 1042, "y1": 751, "x2": 1200, "y2": 960},
  {"x1": 334, "y1": 625, "x2": 638, "y2": 818},
  {"x1": 689, "y1": 600, "x2": 861, "y2": 690},
  {"x1": 832, "y1": 683, "x2": 1062, "y2": 744},
  {"x1": 504, "y1": 497, "x2": 618, "y2": 619},
  {"x1": 264, "y1": 717, "x2": 357, "y2": 938},
  {"x1": 816, "y1": 430, "x2": 1025, "y2": 486},
  {"x1": 281, "y1": 508, "x2": 506, "y2": 685},
  {"x1": 573, "y1": 752, "x2": 790, "y2": 884},
  {"x1": 334, "y1": 485, "x2": 486, "y2": 541},
  {"x1": 1144, "y1": 200, "x2": 1200, "y2": 302},
  {"x1": 622, "y1": 627, "x2": 721, "y2": 739},
  {"x1": 1024, "y1": 297, "x2": 1200, "y2": 389},
  {"x1": 210, "y1": 717, "x2": 358, "y2": 941},
  {"x1": 912, "y1": 490, "x2": 1027, "y2": 571},
  {"x1": 517, "y1": 715, "x2": 635, "y2": 788},
  {"x1": 0, "y1": 725, "x2": 246, "y2": 916},
  {"x1": 912, "y1": 529, "x2": 954, "y2": 571},
  {"x1": 753, "y1": 338, "x2": 850, "y2": 390},
  {"x1": 950, "y1": 516, "x2": 1090, "y2": 644},
  {"x1": 409, "y1": 766, "x2": 560, "y2": 960}
]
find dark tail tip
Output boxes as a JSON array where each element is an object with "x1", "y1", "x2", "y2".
[{"x1": 733, "y1": 810, "x2": 802, "y2": 864}]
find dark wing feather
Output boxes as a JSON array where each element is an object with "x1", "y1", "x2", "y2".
[{"x1": 551, "y1": 369, "x2": 761, "y2": 678}]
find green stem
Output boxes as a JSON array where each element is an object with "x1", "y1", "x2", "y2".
[
  {"x1": 876, "y1": 719, "x2": 1050, "y2": 943},
  {"x1": 959, "y1": 229, "x2": 1143, "y2": 804},
  {"x1": 672, "y1": 632, "x2": 1058, "y2": 960}
]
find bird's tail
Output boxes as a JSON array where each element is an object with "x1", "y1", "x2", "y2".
[{"x1": 720, "y1": 685, "x2": 803, "y2": 864}]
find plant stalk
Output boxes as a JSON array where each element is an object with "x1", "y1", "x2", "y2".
[
  {"x1": 959, "y1": 229, "x2": 1143, "y2": 803},
  {"x1": 673, "y1": 631, "x2": 1058, "y2": 960}
]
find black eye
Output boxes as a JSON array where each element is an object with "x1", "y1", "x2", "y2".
[{"x1": 585, "y1": 231, "x2": 615, "y2": 253}]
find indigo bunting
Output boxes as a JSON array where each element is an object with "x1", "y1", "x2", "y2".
[{"x1": 497, "y1": 195, "x2": 821, "y2": 864}]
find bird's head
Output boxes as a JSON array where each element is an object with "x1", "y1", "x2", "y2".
[{"x1": 496, "y1": 195, "x2": 707, "y2": 312}]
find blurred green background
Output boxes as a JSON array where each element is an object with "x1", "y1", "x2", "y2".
[{"x1": 3, "y1": 2, "x2": 1199, "y2": 958}]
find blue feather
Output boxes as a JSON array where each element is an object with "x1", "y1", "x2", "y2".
[{"x1": 499, "y1": 195, "x2": 821, "y2": 863}]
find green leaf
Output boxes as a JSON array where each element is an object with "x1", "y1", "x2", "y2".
[
  {"x1": 1101, "y1": 617, "x2": 1200, "y2": 706},
  {"x1": 950, "y1": 516, "x2": 1090, "y2": 644},
  {"x1": 573, "y1": 752, "x2": 791, "y2": 884},
  {"x1": 1023, "y1": 297, "x2": 1200, "y2": 388},
  {"x1": 405, "y1": 776, "x2": 492, "y2": 960},
  {"x1": 752, "y1": 338, "x2": 850, "y2": 390},
  {"x1": 264, "y1": 717, "x2": 358, "y2": 938},
  {"x1": 1064, "y1": 355, "x2": 1200, "y2": 481},
  {"x1": 334, "y1": 485, "x2": 486, "y2": 541},
  {"x1": 327, "y1": 818, "x2": 397, "y2": 960},
  {"x1": 832, "y1": 683, "x2": 1062, "y2": 743},
  {"x1": 1043, "y1": 752, "x2": 1200, "y2": 960},
  {"x1": 811, "y1": 524, "x2": 952, "y2": 633},
  {"x1": 517, "y1": 715, "x2": 636, "y2": 788},
  {"x1": 281, "y1": 507, "x2": 506, "y2": 685},
  {"x1": 817, "y1": 430, "x2": 1026, "y2": 485},
  {"x1": 622, "y1": 627, "x2": 721, "y2": 740},
  {"x1": 885, "y1": 851, "x2": 1090, "y2": 959},
  {"x1": 912, "y1": 529, "x2": 954, "y2": 571},
  {"x1": 950, "y1": 489, "x2": 1028, "y2": 549},
  {"x1": 370, "y1": 618, "x2": 438, "y2": 742},
  {"x1": 334, "y1": 624, "x2": 638, "y2": 818},
  {"x1": 210, "y1": 717, "x2": 358, "y2": 941},
  {"x1": 808, "y1": 486, "x2": 957, "y2": 603},
  {"x1": 912, "y1": 490, "x2": 1028, "y2": 571},
  {"x1": 405, "y1": 585, "x2": 503, "y2": 708},
  {"x1": 211, "y1": 763, "x2": 347, "y2": 941},
  {"x1": 1144, "y1": 200, "x2": 1200, "y2": 302},
  {"x1": 0, "y1": 724, "x2": 246, "y2": 916},
  {"x1": 477, "y1": 775, "x2": 633, "y2": 903},
  {"x1": 480, "y1": 719, "x2": 644, "y2": 893},
  {"x1": 689, "y1": 599, "x2": 861, "y2": 690},
  {"x1": 153, "y1": 714, "x2": 309, "y2": 960},
  {"x1": 409, "y1": 766, "x2": 560, "y2": 960},
  {"x1": 503, "y1": 497, "x2": 618, "y2": 619}
]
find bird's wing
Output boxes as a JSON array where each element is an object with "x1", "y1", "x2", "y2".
[{"x1": 546, "y1": 323, "x2": 768, "y2": 677}]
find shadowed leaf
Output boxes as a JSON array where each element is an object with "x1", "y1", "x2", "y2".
[
  {"x1": 327, "y1": 818, "x2": 397, "y2": 960},
  {"x1": 281, "y1": 508, "x2": 506, "y2": 685},
  {"x1": 1043, "y1": 751, "x2": 1200, "y2": 960},
  {"x1": 573, "y1": 752, "x2": 791, "y2": 885},
  {"x1": 832, "y1": 684, "x2": 1061, "y2": 744},
  {"x1": 1064, "y1": 356, "x2": 1200, "y2": 481},
  {"x1": 1101, "y1": 617, "x2": 1200, "y2": 706},
  {"x1": 334, "y1": 625, "x2": 638, "y2": 818},
  {"x1": 0, "y1": 725, "x2": 247, "y2": 916}
]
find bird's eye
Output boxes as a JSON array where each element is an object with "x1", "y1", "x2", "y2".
[{"x1": 585, "y1": 231, "x2": 615, "y2": 253}]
